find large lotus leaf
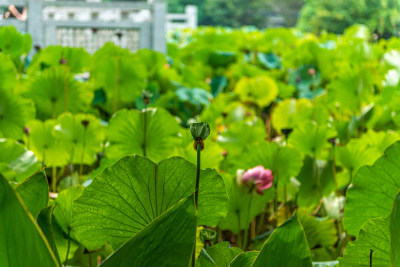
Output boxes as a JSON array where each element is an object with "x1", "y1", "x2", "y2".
[
  {"x1": 218, "y1": 174, "x2": 274, "y2": 234},
  {"x1": 0, "y1": 25, "x2": 31, "y2": 60},
  {"x1": 340, "y1": 217, "x2": 390, "y2": 266},
  {"x1": 252, "y1": 214, "x2": 312, "y2": 267},
  {"x1": 106, "y1": 108, "x2": 181, "y2": 163},
  {"x1": 0, "y1": 139, "x2": 41, "y2": 182},
  {"x1": 217, "y1": 119, "x2": 267, "y2": 160},
  {"x1": 257, "y1": 52, "x2": 282, "y2": 69},
  {"x1": 211, "y1": 75, "x2": 228, "y2": 97},
  {"x1": 176, "y1": 87, "x2": 213, "y2": 106},
  {"x1": 336, "y1": 139, "x2": 381, "y2": 177},
  {"x1": 72, "y1": 156, "x2": 228, "y2": 250},
  {"x1": 0, "y1": 175, "x2": 58, "y2": 266},
  {"x1": 91, "y1": 43, "x2": 147, "y2": 113},
  {"x1": 16, "y1": 172, "x2": 49, "y2": 218},
  {"x1": 25, "y1": 67, "x2": 93, "y2": 119},
  {"x1": 52, "y1": 186, "x2": 83, "y2": 263},
  {"x1": 100, "y1": 195, "x2": 197, "y2": 267},
  {"x1": 233, "y1": 141, "x2": 303, "y2": 185},
  {"x1": 344, "y1": 141, "x2": 400, "y2": 236},
  {"x1": 0, "y1": 89, "x2": 35, "y2": 139},
  {"x1": 288, "y1": 121, "x2": 336, "y2": 160},
  {"x1": 197, "y1": 242, "x2": 243, "y2": 267},
  {"x1": 234, "y1": 76, "x2": 278, "y2": 107},
  {"x1": 37, "y1": 206, "x2": 61, "y2": 265},
  {"x1": 271, "y1": 98, "x2": 317, "y2": 133},
  {"x1": 340, "y1": 193, "x2": 400, "y2": 266},
  {"x1": 358, "y1": 130, "x2": 400, "y2": 154},
  {"x1": 135, "y1": 49, "x2": 166, "y2": 77},
  {"x1": 229, "y1": 252, "x2": 259, "y2": 267},
  {"x1": 29, "y1": 46, "x2": 91, "y2": 73},
  {"x1": 53, "y1": 113, "x2": 104, "y2": 165},
  {"x1": 288, "y1": 64, "x2": 322, "y2": 99},
  {"x1": 25, "y1": 119, "x2": 69, "y2": 167},
  {"x1": 327, "y1": 66, "x2": 374, "y2": 114},
  {"x1": 0, "y1": 54, "x2": 17, "y2": 91},
  {"x1": 208, "y1": 51, "x2": 236, "y2": 68},
  {"x1": 297, "y1": 209, "x2": 337, "y2": 253},
  {"x1": 296, "y1": 157, "x2": 336, "y2": 211},
  {"x1": 391, "y1": 194, "x2": 400, "y2": 265}
]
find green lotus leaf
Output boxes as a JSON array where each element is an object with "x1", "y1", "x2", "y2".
[
  {"x1": 340, "y1": 193, "x2": 400, "y2": 266},
  {"x1": 73, "y1": 155, "x2": 227, "y2": 250},
  {"x1": 297, "y1": 209, "x2": 337, "y2": 256},
  {"x1": 0, "y1": 139, "x2": 41, "y2": 182},
  {"x1": 100, "y1": 195, "x2": 197, "y2": 267},
  {"x1": 271, "y1": 98, "x2": 316, "y2": 133},
  {"x1": 229, "y1": 251, "x2": 259, "y2": 267},
  {"x1": 53, "y1": 113, "x2": 104, "y2": 165},
  {"x1": 336, "y1": 131, "x2": 399, "y2": 179},
  {"x1": 218, "y1": 174, "x2": 274, "y2": 234},
  {"x1": 0, "y1": 89, "x2": 35, "y2": 139},
  {"x1": 135, "y1": 49, "x2": 166, "y2": 78},
  {"x1": 344, "y1": 141, "x2": 400, "y2": 236},
  {"x1": 211, "y1": 76, "x2": 228, "y2": 97},
  {"x1": 52, "y1": 186, "x2": 84, "y2": 263},
  {"x1": 327, "y1": 66, "x2": 375, "y2": 115},
  {"x1": 233, "y1": 141, "x2": 303, "y2": 185},
  {"x1": 16, "y1": 171, "x2": 49, "y2": 218},
  {"x1": 208, "y1": 51, "x2": 236, "y2": 68},
  {"x1": 197, "y1": 241, "x2": 243, "y2": 267},
  {"x1": 37, "y1": 206, "x2": 61, "y2": 265},
  {"x1": 217, "y1": 119, "x2": 266, "y2": 161},
  {"x1": 0, "y1": 54, "x2": 17, "y2": 91},
  {"x1": 106, "y1": 108, "x2": 181, "y2": 163},
  {"x1": 29, "y1": 46, "x2": 91, "y2": 73},
  {"x1": 0, "y1": 175, "x2": 59, "y2": 266},
  {"x1": 312, "y1": 262, "x2": 339, "y2": 267},
  {"x1": 288, "y1": 64, "x2": 322, "y2": 99},
  {"x1": 91, "y1": 43, "x2": 147, "y2": 113},
  {"x1": 288, "y1": 121, "x2": 336, "y2": 160},
  {"x1": 0, "y1": 25, "x2": 31, "y2": 62},
  {"x1": 176, "y1": 87, "x2": 213, "y2": 106},
  {"x1": 234, "y1": 76, "x2": 278, "y2": 107},
  {"x1": 296, "y1": 157, "x2": 336, "y2": 211},
  {"x1": 257, "y1": 52, "x2": 282, "y2": 69},
  {"x1": 25, "y1": 119, "x2": 69, "y2": 167},
  {"x1": 252, "y1": 214, "x2": 312, "y2": 267},
  {"x1": 24, "y1": 67, "x2": 93, "y2": 119}
]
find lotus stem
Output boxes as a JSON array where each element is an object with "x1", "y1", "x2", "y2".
[
  {"x1": 64, "y1": 228, "x2": 71, "y2": 267},
  {"x1": 192, "y1": 141, "x2": 201, "y2": 267}
]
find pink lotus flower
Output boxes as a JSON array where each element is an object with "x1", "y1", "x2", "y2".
[{"x1": 242, "y1": 165, "x2": 274, "y2": 195}]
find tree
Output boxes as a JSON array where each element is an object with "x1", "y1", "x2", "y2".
[{"x1": 297, "y1": 0, "x2": 400, "y2": 37}]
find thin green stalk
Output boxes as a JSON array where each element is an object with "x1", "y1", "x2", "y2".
[
  {"x1": 194, "y1": 142, "x2": 201, "y2": 206},
  {"x1": 64, "y1": 70, "x2": 68, "y2": 112},
  {"x1": 64, "y1": 228, "x2": 71, "y2": 267},
  {"x1": 79, "y1": 128, "x2": 87, "y2": 182},
  {"x1": 113, "y1": 56, "x2": 120, "y2": 113},
  {"x1": 236, "y1": 212, "x2": 242, "y2": 248},
  {"x1": 257, "y1": 208, "x2": 266, "y2": 235},
  {"x1": 192, "y1": 142, "x2": 201, "y2": 267},
  {"x1": 89, "y1": 251, "x2": 92, "y2": 267},
  {"x1": 243, "y1": 228, "x2": 249, "y2": 251},
  {"x1": 52, "y1": 167, "x2": 57, "y2": 193},
  {"x1": 142, "y1": 105, "x2": 147, "y2": 157},
  {"x1": 243, "y1": 192, "x2": 254, "y2": 250}
]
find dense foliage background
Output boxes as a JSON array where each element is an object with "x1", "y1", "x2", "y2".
[
  {"x1": 169, "y1": 0, "x2": 400, "y2": 36},
  {"x1": 2, "y1": 23, "x2": 400, "y2": 266}
]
